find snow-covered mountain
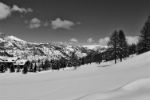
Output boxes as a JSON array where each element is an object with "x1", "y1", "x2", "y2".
[
  {"x1": 0, "y1": 33, "x2": 104, "y2": 61},
  {"x1": 0, "y1": 33, "x2": 27, "y2": 49}
]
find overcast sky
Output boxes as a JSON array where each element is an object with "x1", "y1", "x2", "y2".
[{"x1": 0, "y1": 0, "x2": 149, "y2": 45}]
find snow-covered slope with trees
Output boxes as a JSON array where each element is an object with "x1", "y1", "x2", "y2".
[{"x1": 0, "y1": 51, "x2": 149, "y2": 100}]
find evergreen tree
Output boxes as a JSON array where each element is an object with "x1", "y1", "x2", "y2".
[
  {"x1": 22, "y1": 66, "x2": 28, "y2": 74},
  {"x1": 70, "y1": 52, "x2": 79, "y2": 69},
  {"x1": 44, "y1": 60, "x2": 51, "y2": 70},
  {"x1": 81, "y1": 57, "x2": 85, "y2": 65},
  {"x1": 128, "y1": 44, "x2": 136, "y2": 55},
  {"x1": 94, "y1": 52, "x2": 102, "y2": 64},
  {"x1": 10, "y1": 64, "x2": 15, "y2": 73},
  {"x1": 33, "y1": 63, "x2": 37, "y2": 72},
  {"x1": 29, "y1": 63, "x2": 33, "y2": 72},
  {"x1": 108, "y1": 30, "x2": 119, "y2": 64},
  {"x1": 59, "y1": 57, "x2": 67, "y2": 69},
  {"x1": 22, "y1": 61, "x2": 30, "y2": 74},
  {"x1": 40, "y1": 62, "x2": 44, "y2": 71},
  {"x1": 118, "y1": 30, "x2": 128, "y2": 61},
  {"x1": 16, "y1": 65, "x2": 21, "y2": 72},
  {"x1": 137, "y1": 16, "x2": 150, "y2": 54},
  {"x1": 0, "y1": 64, "x2": 5, "y2": 73},
  {"x1": 25, "y1": 61, "x2": 31, "y2": 68},
  {"x1": 51, "y1": 60, "x2": 59, "y2": 70}
]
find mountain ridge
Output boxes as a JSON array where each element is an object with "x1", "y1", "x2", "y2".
[{"x1": 0, "y1": 33, "x2": 107, "y2": 61}]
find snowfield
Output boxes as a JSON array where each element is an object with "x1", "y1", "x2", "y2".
[{"x1": 0, "y1": 51, "x2": 150, "y2": 100}]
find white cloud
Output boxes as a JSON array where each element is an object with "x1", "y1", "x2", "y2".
[
  {"x1": 0, "y1": 2, "x2": 11, "y2": 19},
  {"x1": 12, "y1": 5, "x2": 33, "y2": 13},
  {"x1": 99, "y1": 37, "x2": 110, "y2": 46},
  {"x1": 87, "y1": 38, "x2": 95, "y2": 43},
  {"x1": 0, "y1": 2, "x2": 33, "y2": 20},
  {"x1": 51, "y1": 18, "x2": 75, "y2": 30},
  {"x1": 126, "y1": 36, "x2": 139, "y2": 45},
  {"x1": 98, "y1": 36, "x2": 139, "y2": 46},
  {"x1": 29, "y1": 18, "x2": 41, "y2": 29},
  {"x1": 70, "y1": 38, "x2": 78, "y2": 43},
  {"x1": 27, "y1": 18, "x2": 50, "y2": 29}
]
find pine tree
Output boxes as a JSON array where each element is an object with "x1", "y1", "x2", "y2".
[
  {"x1": 94, "y1": 52, "x2": 102, "y2": 64},
  {"x1": 22, "y1": 61, "x2": 31, "y2": 74},
  {"x1": 108, "y1": 30, "x2": 119, "y2": 64},
  {"x1": 22, "y1": 66, "x2": 28, "y2": 74},
  {"x1": 25, "y1": 61, "x2": 31, "y2": 68},
  {"x1": 10, "y1": 64, "x2": 15, "y2": 73},
  {"x1": 137, "y1": 16, "x2": 150, "y2": 53},
  {"x1": 16, "y1": 65, "x2": 21, "y2": 72},
  {"x1": 33, "y1": 63, "x2": 37, "y2": 72},
  {"x1": 128, "y1": 44, "x2": 136, "y2": 55},
  {"x1": 0, "y1": 64, "x2": 5, "y2": 73},
  {"x1": 29, "y1": 63, "x2": 33, "y2": 72},
  {"x1": 44, "y1": 60, "x2": 50, "y2": 70},
  {"x1": 70, "y1": 52, "x2": 79, "y2": 69},
  {"x1": 40, "y1": 62, "x2": 44, "y2": 71},
  {"x1": 59, "y1": 57, "x2": 67, "y2": 69},
  {"x1": 118, "y1": 30, "x2": 128, "y2": 61}
]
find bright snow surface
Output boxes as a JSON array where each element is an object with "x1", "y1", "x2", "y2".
[{"x1": 0, "y1": 51, "x2": 150, "y2": 100}]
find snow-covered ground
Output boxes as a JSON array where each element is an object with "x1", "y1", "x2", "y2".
[{"x1": 0, "y1": 51, "x2": 150, "y2": 100}]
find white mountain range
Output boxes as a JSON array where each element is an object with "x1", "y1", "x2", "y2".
[{"x1": 0, "y1": 33, "x2": 107, "y2": 61}]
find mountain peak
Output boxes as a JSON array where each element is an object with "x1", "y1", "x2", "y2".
[{"x1": 6, "y1": 35, "x2": 26, "y2": 43}]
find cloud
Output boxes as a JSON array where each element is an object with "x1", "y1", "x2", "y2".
[
  {"x1": 99, "y1": 37, "x2": 110, "y2": 46},
  {"x1": 51, "y1": 18, "x2": 75, "y2": 30},
  {"x1": 70, "y1": 38, "x2": 78, "y2": 43},
  {"x1": 29, "y1": 18, "x2": 41, "y2": 29},
  {"x1": 12, "y1": 5, "x2": 33, "y2": 13},
  {"x1": 26, "y1": 17, "x2": 78, "y2": 29},
  {"x1": 0, "y1": 2, "x2": 11, "y2": 19},
  {"x1": 98, "y1": 36, "x2": 139, "y2": 46},
  {"x1": 126, "y1": 36, "x2": 139, "y2": 45},
  {"x1": 87, "y1": 38, "x2": 95, "y2": 43},
  {"x1": 0, "y1": 2, "x2": 33, "y2": 20}
]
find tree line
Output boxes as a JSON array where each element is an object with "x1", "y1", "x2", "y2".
[
  {"x1": 0, "y1": 50, "x2": 102, "y2": 74},
  {"x1": 102, "y1": 16, "x2": 150, "y2": 63}
]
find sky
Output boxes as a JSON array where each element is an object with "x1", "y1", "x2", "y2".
[{"x1": 0, "y1": 0, "x2": 149, "y2": 45}]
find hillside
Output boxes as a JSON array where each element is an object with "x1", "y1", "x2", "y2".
[{"x1": 0, "y1": 51, "x2": 149, "y2": 100}]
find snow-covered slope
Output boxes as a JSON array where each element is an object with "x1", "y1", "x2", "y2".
[
  {"x1": 0, "y1": 33, "x2": 27, "y2": 49},
  {"x1": 0, "y1": 51, "x2": 149, "y2": 100},
  {"x1": 81, "y1": 78, "x2": 150, "y2": 100}
]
